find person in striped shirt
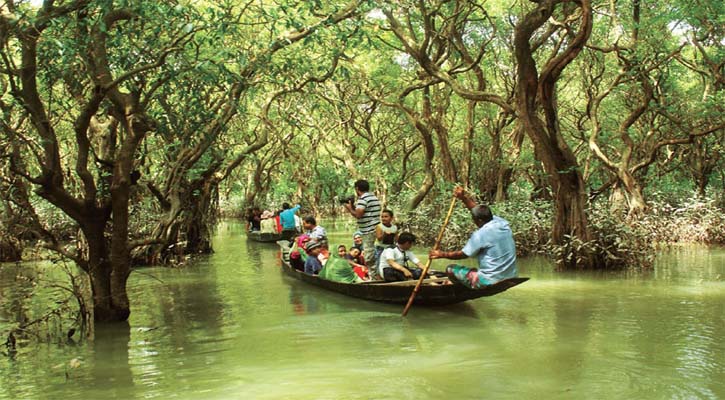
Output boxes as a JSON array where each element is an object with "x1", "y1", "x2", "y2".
[{"x1": 343, "y1": 179, "x2": 382, "y2": 279}]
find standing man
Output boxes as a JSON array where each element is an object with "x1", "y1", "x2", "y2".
[
  {"x1": 279, "y1": 202, "x2": 301, "y2": 240},
  {"x1": 343, "y1": 179, "x2": 381, "y2": 279},
  {"x1": 429, "y1": 187, "x2": 517, "y2": 288}
]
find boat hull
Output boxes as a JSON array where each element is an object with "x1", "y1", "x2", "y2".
[
  {"x1": 248, "y1": 230, "x2": 296, "y2": 243},
  {"x1": 277, "y1": 241, "x2": 528, "y2": 306}
]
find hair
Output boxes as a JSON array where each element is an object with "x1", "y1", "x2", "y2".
[
  {"x1": 337, "y1": 244, "x2": 346, "y2": 251},
  {"x1": 303, "y1": 215, "x2": 316, "y2": 225},
  {"x1": 282, "y1": 202, "x2": 290, "y2": 210},
  {"x1": 354, "y1": 179, "x2": 370, "y2": 192},
  {"x1": 397, "y1": 231, "x2": 416, "y2": 245},
  {"x1": 471, "y1": 205, "x2": 493, "y2": 223},
  {"x1": 382, "y1": 209, "x2": 394, "y2": 218}
]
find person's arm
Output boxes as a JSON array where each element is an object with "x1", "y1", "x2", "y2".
[
  {"x1": 429, "y1": 249, "x2": 468, "y2": 260},
  {"x1": 409, "y1": 253, "x2": 423, "y2": 269},
  {"x1": 346, "y1": 259, "x2": 366, "y2": 270},
  {"x1": 386, "y1": 259, "x2": 413, "y2": 278},
  {"x1": 454, "y1": 186, "x2": 476, "y2": 210},
  {"x1": 344, "y1": 199, "x2": 364, "y2": 219},
  {"x1": 375, "y1": 224, "x2": 384, "y2": 241}
]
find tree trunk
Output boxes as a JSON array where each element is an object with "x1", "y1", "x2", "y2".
[
  {"x1": 429, "y1": 88, "x2": 458, "y2": 183},
  {"x1": 84, "y1": 221, "x2": 130, "y2": 322},
  {"x1": 460, "y1": 101, "x2": 475, "y2": 188},
  {"x1": 403, "y1": 88, "x2": 437, "y2": 211},
  {"x1": 514, "y1": 0, "x2": 595, "y2": 268},
  {"x1": 619, "y1": 170, "x2": 647, "y2": 216},
  {"x1": 183, "y1": 180, "x2": 217, "y2": 254}
]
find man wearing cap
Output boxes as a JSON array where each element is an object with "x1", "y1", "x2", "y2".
[
  {"x1": 429, "y1": 187, "x2": 518, "y2": 288},
  {"x1": 343, "y1": 180, "x2": 381, "y2": 279},
  {"x1": 303, "y1": 240, "x2": 323, "y2": 275}
]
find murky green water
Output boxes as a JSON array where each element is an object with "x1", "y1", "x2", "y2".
[{"x1": 1, "y1": 221, "x2": 723, "y2": 399}]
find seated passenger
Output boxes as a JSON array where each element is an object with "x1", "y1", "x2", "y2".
[
  {"x1": 339, "y1": 245, "x2": 368, "y2": 280},
  {"x1": 318, "y1": 250, "x2": 363, "y2": 284},
  {"x1": 346, "y1": 247, "x2": 365, "y2": 266},
  {"x1": 378, "y1": 232, "x2": 426, "y2": 282},
  {"x1": 351, "y1": 231, "x2": 364, "y2": 252},
  {"x1": 289, "y1": 234, "x2": 310, "y2": 271},
  {"x1": 303, "y1": 216, "x2": 328, "y2": 245},
  {"x1": 303, "y1": 240, "x2": 323, "y2": 275},
  {"x1": 260, "y1": 210, "x2": 277, "y2": 233},
  {"x1": 246, "y1": 207, "x2": 262, "y2": 232}
]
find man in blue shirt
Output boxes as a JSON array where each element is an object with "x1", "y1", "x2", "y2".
[
  {"x1": 429, "y1": 187, "x2": 518, "y2": 288},
  {"x1": 279, "y1": 202, "x2": 301, "y2": 240}
]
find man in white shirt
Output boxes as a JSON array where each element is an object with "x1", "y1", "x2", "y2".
[{"x1": 378, "y1": 232, "x2": 426, "y2": 282}]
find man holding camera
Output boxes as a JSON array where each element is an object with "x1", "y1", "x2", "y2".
[{"x1": 343, "y1": 179, "x2": 381, "y2": 279}]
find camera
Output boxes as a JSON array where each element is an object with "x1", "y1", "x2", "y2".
[{"x1": 338, "y1": 195, "x2": 355, "y2": 205}]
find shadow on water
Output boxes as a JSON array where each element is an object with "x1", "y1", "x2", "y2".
[{"x1": 438, "y1": 302, "x2": 479, "y2": 319}]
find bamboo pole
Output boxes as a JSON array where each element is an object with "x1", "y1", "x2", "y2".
[{"x1": 401, "y1": 195, "x2": 458, "y2": 316}]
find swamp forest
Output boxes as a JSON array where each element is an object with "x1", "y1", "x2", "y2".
[{"x1": 0, "y1": 0, "x2": 723, "y2": 399}]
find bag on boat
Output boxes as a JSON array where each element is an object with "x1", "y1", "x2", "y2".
[{"x1": 319, "y1": 254, "x2": 360, "y2": 284}]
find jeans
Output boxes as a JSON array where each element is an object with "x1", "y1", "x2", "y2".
[{"x1": 382, "y1": 267, "x2": 423, "y2": 282}]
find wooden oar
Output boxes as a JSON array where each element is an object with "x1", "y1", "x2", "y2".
[{"x1": 401, "y1": 194, "x2": 458, "y2": 316}]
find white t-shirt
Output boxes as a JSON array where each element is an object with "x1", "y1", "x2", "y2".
[
  {"x1": 378, "y1": 246, "x2": 420, "y2": 280},
  {"x1": 294, "y1": 215, "x2": 303, "y2": 232}
]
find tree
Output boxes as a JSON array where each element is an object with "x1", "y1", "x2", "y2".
[
  {"x1": 0, "y1": 0, "x2": 366, "y2": 322},
  {"x1": 513, "y1": 0, "x2": 595, "y2": 268}
]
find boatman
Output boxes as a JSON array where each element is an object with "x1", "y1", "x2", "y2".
[{"x1": 429, "y1": 187, "x2": 518, "y2": 288}]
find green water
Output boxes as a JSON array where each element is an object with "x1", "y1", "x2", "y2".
[{"x1": 1, "y1": 221, "x2": 723, "y2": 399}]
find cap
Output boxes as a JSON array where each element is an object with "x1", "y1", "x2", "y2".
[{"x1": 305, "y1": 240, "x2": 322, "y2": 252}]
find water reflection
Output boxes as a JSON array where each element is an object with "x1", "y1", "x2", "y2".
[
  {"x1": 288, "y1": 284, "x2": 319, "y2": 315},
  {"x1": 92, "y1": 323, "x2": 134, "y2": 397}
]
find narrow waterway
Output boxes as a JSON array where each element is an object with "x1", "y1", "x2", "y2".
[{"x1": 1, "y1": 221, "x2": 723, "y2": 399}]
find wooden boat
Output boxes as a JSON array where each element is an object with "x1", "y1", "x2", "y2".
[
  {"x1": 247, "y1": 230, "x2": 296, "y2": 243},
  {"x1": 277, "y1": 241, "x2": 528, "y2": 306}
]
